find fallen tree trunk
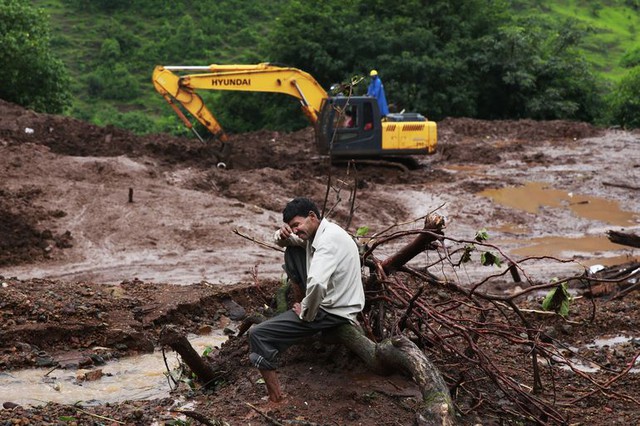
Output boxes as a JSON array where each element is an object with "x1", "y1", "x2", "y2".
[
  {"x1": 329, "y1": 324, "x2": 455, "y2": 425},
  {"x1": 607, "y1": 230, "x2": 640, "y2": 249},
  {"x1": 163, "y1": 320, "x2": 455, "y2": 424},
  {"x1": 353, "y1": 213, "x2": 454, "y2": 424},
  {"x1": 583, "y1": 261, "x2": 640, "y2": 298},
  {"x1": 159, "y1": 326, "x2": 221, "y2": 388},
  {"x1": 379, "y1": 214, "x2": 445, "y2": 275}
]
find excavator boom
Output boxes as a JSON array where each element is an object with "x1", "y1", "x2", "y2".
[{"x1": 152, "y1": 63, "x2": 329, "y2": 143}]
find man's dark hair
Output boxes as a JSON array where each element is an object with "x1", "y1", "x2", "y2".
[{"x1": 283, "y1": 197, "x2": 321, "y2": 223}]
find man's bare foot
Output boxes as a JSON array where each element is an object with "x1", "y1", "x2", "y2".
[
  {"x1": 259, "y1": 369, "x2": 284, "y2": 402},
  {"x1": 260, "y1": 392, "x2": 289, "y2": 404}
]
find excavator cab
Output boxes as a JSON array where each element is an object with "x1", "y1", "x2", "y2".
[
  {"x1": 316, "y1": 96, "x2": 382, "y2": 157},
  {"x1": 317, "y1": 96, "x2": 437, "y2": 159}
]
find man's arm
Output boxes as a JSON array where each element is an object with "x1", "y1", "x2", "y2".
[{"x1": 299, "y1": 244, "x2": 338, "y2": 321}]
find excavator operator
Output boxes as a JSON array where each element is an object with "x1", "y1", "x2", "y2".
[{"x1": 366, "y1": 69, "x2": 389, "y2": 117}]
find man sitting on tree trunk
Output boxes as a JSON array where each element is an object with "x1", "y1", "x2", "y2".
[{"x1": 248, "y1": 197, "x2": 365, "y2": 402}]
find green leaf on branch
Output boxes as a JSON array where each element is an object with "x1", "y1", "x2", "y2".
[
  {"x1": 541, "y1": 282, "x2": 572, "y2": 317},
  {"x1": 475, "y1": 228, "x2": 490, "y2": 242},
  {"x1": 480, "y1": 251, "x2": 501, "y2": 267},
  {"x1": 461, "y1": 245, "x2": 474, "y2": 263},
  {"x1": 356, "y1": 226, "x2": 370, "y2": 237}
]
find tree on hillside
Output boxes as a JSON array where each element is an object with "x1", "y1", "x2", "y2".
[
  {"x1": 200, "y1": 0, "x2": 364, "y2": 133},
  {"x1": 0, "y1": 0, "x2": 71, "y2": 114},
  {"x1": 471, "y1": 16, "x2": 603, "y2": 121},
  {"x1": 620, "y1": 46, "x2": 640, "y2": 69},
  {"x1": 607, "y1": 66, "x2": 640, "y2": 128},
  {"x1": 259, "y1": 0, "x2": 602, "y2": 125},
  {"x1": 350, "y1": 0, "x2": 511, "y2": 118},
  {"x1": 262, "y1": 0, "x2": 509, "y2": 121}
]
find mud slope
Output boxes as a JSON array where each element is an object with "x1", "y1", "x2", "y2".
[{"x1": 1, "y1": 100, "x2": 638, "y2": 285}]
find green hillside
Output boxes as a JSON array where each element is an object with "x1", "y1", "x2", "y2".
[
  {"x1": 18, "y1": 0, "x2": 640, "y2": 131},
  {"x1": 515, "y1": 0, "x2": 640, "y2": 81},
  {"x1": 31, "y1": 0, "x2": 284, "y2": 134}
]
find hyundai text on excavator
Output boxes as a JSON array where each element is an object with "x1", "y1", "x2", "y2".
[{"x1": 152, "y1": 63, "x2": 437, "y2": 165}]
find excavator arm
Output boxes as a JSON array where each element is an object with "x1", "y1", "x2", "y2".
[{"x1": 152, "y1": 63, "x2": 329, "y2": 143}]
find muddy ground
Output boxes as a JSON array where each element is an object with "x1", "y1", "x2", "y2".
[{"x1": 0, "y1": 98, "x2": 639, "y2": 425}]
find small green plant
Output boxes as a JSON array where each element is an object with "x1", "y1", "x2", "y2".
[
  {"x1": 362, "y1": 391, "x2": 378, "y2": 403},
  {"x1": 480, "y1": 251, "x2": 502, "y2": 267},
  {"x1": 460, "y1": 229, "x2": 502, "y2": 267},
  {"x1": 356, "y1": 225, "x2": 371, "y2": 256},
  {"x1": 541, "y1": 281, "x2": 572, "y2": 317},
  {"x1": 475, "y1": 228, "x2": 489, "y2": 242},
  {"x1": 202, "y1": 346, "x2": 213, "y2": 357},
  {"x1": 356, "y1": 225, "x2": 370, "y2": 237},
  {"x1": 460, "y1": 245, "x2": 474, "y2": 263}
]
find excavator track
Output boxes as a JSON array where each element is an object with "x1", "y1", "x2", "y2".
[{"x1": 331, "y1": 156, "x2": 422, "y2": 172}]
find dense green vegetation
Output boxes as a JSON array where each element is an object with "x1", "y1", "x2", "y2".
[
  {"x1": 521, "y1": 0, "x2": 640, "y2": 80},
  {"x1": 0, "y1": 0, "x2": 70, "y2": 113},
  {"x1": 2, "y1": 0, "x2": 638, "y2": 133}
]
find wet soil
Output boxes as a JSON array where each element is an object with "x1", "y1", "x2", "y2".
[{"x1": 1, "y1": 98, "x2": 639, "y2": 425}]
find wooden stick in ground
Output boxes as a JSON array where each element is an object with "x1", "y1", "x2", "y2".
[
  {"x1": 603, "y1": 181, "x2": 640, "y2": 191},
  {"x1": 159, "y1": 326, "x2": 220, "y2": 388}
]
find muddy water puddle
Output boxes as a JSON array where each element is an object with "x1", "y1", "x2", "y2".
[
  {"x1": 502, "y1": 235, "x2": 637, "y2": 261},
  {"x1": 0, "y1": 332, "x2": 227, "y2": 407},
  {"x1": 556, "y1": 335, "x2": 640, "y2": 374},
  {"x1": 481, "y1": 182, "x2": 639, "y2": 260},
  {"x1": 480, "y1": 181, "x2": 638, "y2": 226}
]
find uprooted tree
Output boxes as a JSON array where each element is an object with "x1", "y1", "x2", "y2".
[
  {"x1": 160, "y1": 198, "x2": 640, "y2": 425},
  {"x1": 162, "y1": 213, "x2": 456, "y2": 424}
]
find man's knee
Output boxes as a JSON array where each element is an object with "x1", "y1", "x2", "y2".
[{"x1": 247, "y1": 323, "x2": 263, "y2": 350}]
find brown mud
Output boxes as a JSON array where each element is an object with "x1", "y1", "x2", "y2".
[{"x1": 1, "y1": 99, "x2": 639, "y2": 425}]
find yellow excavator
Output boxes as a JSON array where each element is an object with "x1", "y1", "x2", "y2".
[{"x1": 152, "y1": 63, "x2": 437, "y2": 164}]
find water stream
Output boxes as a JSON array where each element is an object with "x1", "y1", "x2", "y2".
[{"x1": 0, "y1": 332, "x2": 227, "y2": 408}]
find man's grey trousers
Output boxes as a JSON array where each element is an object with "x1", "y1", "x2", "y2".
[{"x1": 248, "y1": 309, "x2": 349, "y2": 370}]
